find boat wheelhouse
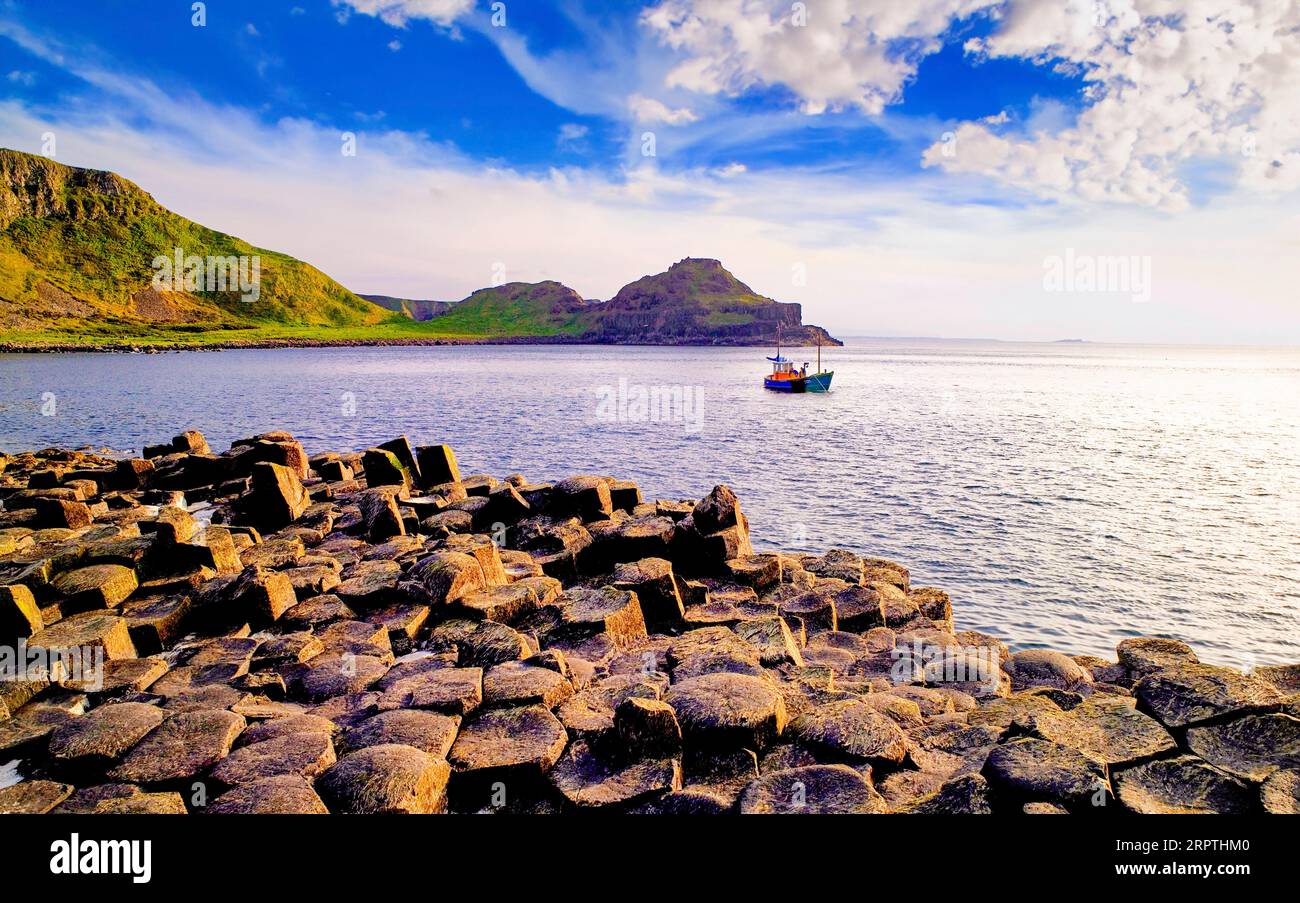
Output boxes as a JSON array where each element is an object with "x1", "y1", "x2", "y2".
[{"x1": 764, "y1": 355, "x2": 806, "y2": 392}]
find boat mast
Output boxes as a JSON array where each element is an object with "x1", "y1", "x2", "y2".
[
  {"x1": 816, "y1": 331, "x2": 821, "y2": 373},
  {"x1": 776, "y1": 322, "x2": 781, "y2": 361}
]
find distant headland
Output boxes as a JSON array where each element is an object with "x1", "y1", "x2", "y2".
[{"x1": 0, "y1": 149, "x2": 838, "y2": 352}]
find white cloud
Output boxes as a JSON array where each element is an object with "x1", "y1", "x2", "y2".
[
  {"x1": 6, "y1": 70, "x2": 35, "y2": 86},
  {"x1": 557, "y1": 123, "x2": 590, "y2": 150},
  {"x1": 331, "y1": 0, "x2": 474, "y2": 28},
  {"x1": 645, "y1": 1, "x2": 1300, "y2": 210},
  {"x1": 628, "y1": 93, "x2": 698, "y2": 125},
  {"x1": 926, "y1": 0, "x2": 1300, "y2": 210},
  {"x1": 642, "y1": 0, "x2": 998, "y2": 114},
  {"x1": 388, "y1": 39, "x2": 402, "y2": 51}
]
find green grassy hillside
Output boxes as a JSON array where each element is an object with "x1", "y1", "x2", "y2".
[
  {"x1": 0, "y1": 148, "x2": 391, "y2": 341},
  {"x1": 418, "y1": 281, "x2": 596, "y2": 337}
]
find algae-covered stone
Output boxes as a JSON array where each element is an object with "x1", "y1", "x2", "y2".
[
  {"x1": 52, "y1": 563, "x2": 138, "y2": 612},
  {"x1": 982, "y1": 738, "x2": 1107, "y2": 808},
  {"x1": 906, "y1": 773, "x2": 993, "y2": 814},
  {"x1": 0, "y1": 583, "x2": 42, "y2": 638},
  {"x1": 1135, "y1": 663, "x2": 1282, "y2": 729},
  {"x1": 0, "y1": 779, "x2": 74, "y2": 814},
  {"x1": 790, "y1": 698, "x2": 908, "y2": 764},
  {"x1": 1113, "y1": 755, "x2": 1254, "y2": 814},
  {"x1": 665, "y1": 673, "x2": 787, "y2": 750},
  {"x1": 1006, "y1": 649, "x2": 1093, "y2": 693},
  {"x1": 48, "y1": 701, "x2": 164, "y2": 765},
  {"x1": 428, "y1": 618, "x2": 530, "y2": 668},
  {"x1": 95, "y1": 792, "x2": 188, "y2": 814},
  {"x1": 1185, "y1": 712, "x2": 1300, "y2": 782},
  {"x1": 449, "y1": 704, "x2": 567, "y2": 777},
  {"x1": 28, "y1": 611, "x2": 137, "y2": 661},
  {"x1": 109, "y1": 709, "x2": 246, "y2": 784},
  {"x1": 209, "y1": 731, "x2": 336, "y2": 785},
  {"x1": 1028, "y1": 698, "x2": 1176, "y2": 768},
  {"x1": 1260, "y1": 769, "x2": 1300, "y2": 814},
  {"x1": 316, "y1": 744, "x2": 450, "y2": 814},
  {"x1": 207, "y1": 775, "x2": 330, "y2": 814},
  {"x1": 1117, "y1": 637, "x2": 1198, "y2": 675},
  {"x1": 738, "y1": 764, "x2": 887, "y2": 814},
  {"x1": 549, "y1": 740, "x2": 681, "y2": 809},
  {"x1": 483, "y1": 660, "x2": 574, "y2": 709},
  {"x1": 344, "y1": 709, "x2": 460, "y2": 759},
  {"x1": 378, "y1": 666, "x2": 483, "y2": 716}
]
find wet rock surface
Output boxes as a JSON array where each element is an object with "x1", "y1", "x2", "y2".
[{"x1": 0, "y1": 430, "x2": 1292, "y2": 813}]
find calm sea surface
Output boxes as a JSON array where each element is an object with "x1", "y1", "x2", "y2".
[{"x1": 1, "y1": 339, "x2": 1297, "y2": 669}]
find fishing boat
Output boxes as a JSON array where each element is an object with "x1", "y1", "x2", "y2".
[
  {"x1": 763, "y1": 326, "x2": 833, "y2": 393},
  {"x1": 763, "y1": 325, "x2": 806, "y2": 392}
]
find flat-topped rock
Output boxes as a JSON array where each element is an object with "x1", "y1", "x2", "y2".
[
  {"x1": 0, "y1": 779, "x2": 74, "y2": 814},
  {"x1": 982, "y1": 738, "x2": 1108, "y2": 809},
  {"x1": 665, "y1": 673, "x2": 787, "y2": 750},
  {"x1": 52, "y1": 563, "x2": 138, "y2": 612},
  {"x1": 483, "y1": 660, "x2": 574, "y2": 709},
  {"x1": 209, "y1": 731, "x2": 336, "y2": 785},
  {"x1": 48, "y1": 701, "x2": 165, "y2": 765},
  {"x1": 316, "y1": 744, "x2": 450, "y2": 814},
  {"x1": 448, "y1": 704, "x2": 568, "y2": 776},
  {"x1": 28, "y1": 611, "x2": 137, "y2": 661},
  {"x1": 1260, "y1": 769, "x2": 1300, "y2": 814},
  {"x1": 738, "y1": 764, "x2": 887, "y2": 814},
  {"x1": 1006, "y1": 649, "x2": 1093, "y2": 693},
  {"x1": 1027, "y1": 698, "x2": 1176, "y2": 768},
  {"x1": 1135, "y1": 663, "x2": 1283, "y2": 729},
  {"x1": 1185, "y1": 712, "x2": 1300, "y2": 782},
  {"x1": 1117, "y1": 637, "x2": 1199, "y2": 675},
  {"x1": 379, "y1": 665, "x2": 483, "y2": 715},
  {"x1": 550, "y1": 586, "x2": 647, "y2": 647},
  {"x1": 109, "y1": 709, "x2": 246, "y2": 784},
  {"x1": 790, "y1": 698, "x2": 908, "y2": 764},
  {"x1": 344, "y1": 709, "x2": 461, "y2": 758},
  {"x1": 548, "y1": 740, "x2": 680, "y2": 809},
  {"x1": 207, "y1": 775, "x2": 330, "y2": 814},
  {"x1": 1113, "y1": 755, "x2": 1255, "y2": 814}
]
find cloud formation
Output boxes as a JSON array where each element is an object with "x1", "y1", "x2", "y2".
[
  {"x1": 629, "y1": 93, "x2": 699, "y2": 124},
  {"x1": 332, "y1": 0, "x2": 474, "y2": 28},
  {"x1": 642, "y1": 0, "x2": 998, "y2": 114},
  {"x1": 924, "y1": 0, "x2": 1300, "y2": 210}
]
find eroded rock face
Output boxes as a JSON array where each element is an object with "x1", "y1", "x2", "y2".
[{"x1": 0, "y1": 431, "x2": 1289, "y2": 816}]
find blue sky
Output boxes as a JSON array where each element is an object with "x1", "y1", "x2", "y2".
[{"x1": 1, "y1": 0, "x2": 1298, "y2": 343}]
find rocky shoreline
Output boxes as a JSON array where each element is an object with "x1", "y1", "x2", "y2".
[
  {"x1": 0, "y1": 335, "x2": 842, "y2": 354},
  {"x1": 1, "y1": 429, "x2": 1296, "y2": 815}
]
